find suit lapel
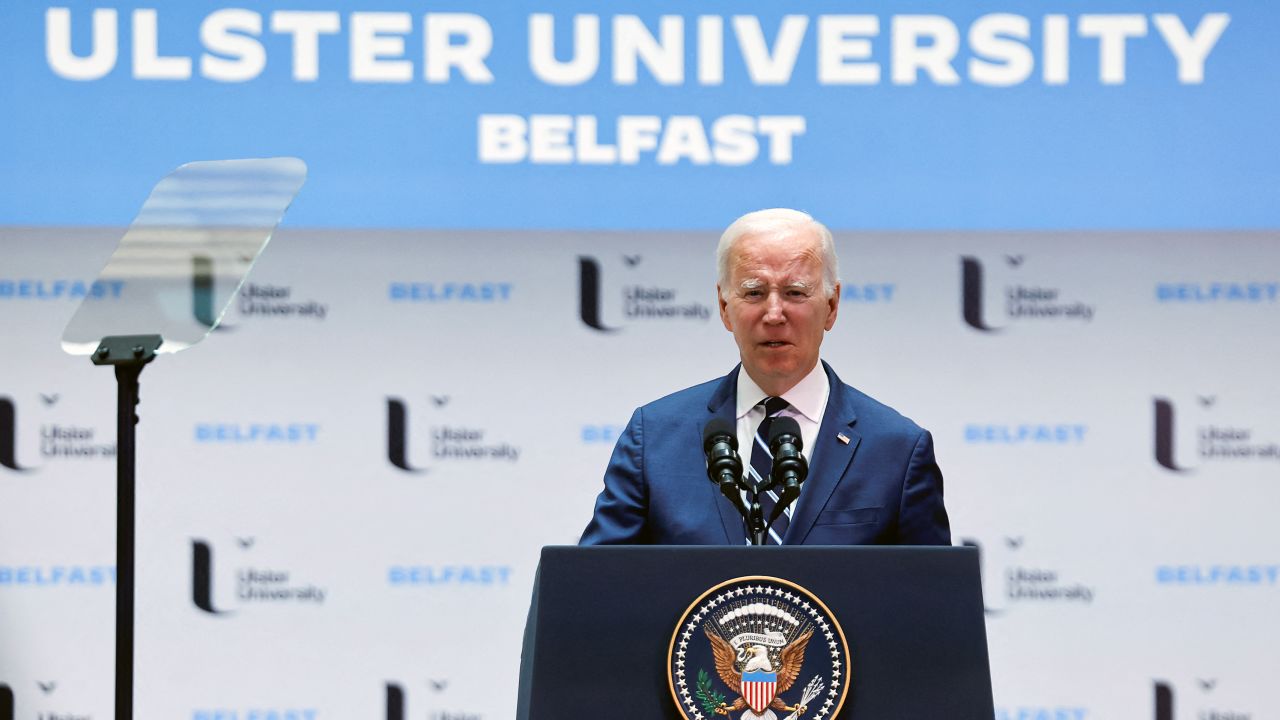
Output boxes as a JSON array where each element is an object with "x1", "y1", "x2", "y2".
[
  {"x1": 785, "y1": 362, "x2": 860, "y2": 544},
  {"x1": 706, "y1": 367, "x2": 747, "y2": 544}
]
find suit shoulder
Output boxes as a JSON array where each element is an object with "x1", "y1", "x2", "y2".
[
  {"x1": 638, "y1": 375, "x2": 725, "y2": 417},
  {"x1": 842, "y1": 383, "x2": 928, "y2": 438}
]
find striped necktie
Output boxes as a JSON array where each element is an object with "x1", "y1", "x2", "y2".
[{"x1": 748, "y1": 396, "x2": 792, "y2": 545}]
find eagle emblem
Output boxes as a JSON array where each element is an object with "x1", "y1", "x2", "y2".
[
  {"x1": 668, "y1": 577, "x2": 849, "y2": 720},
  {"x1": 707, "y1": 625, "x2": 812, "y2": 715}
]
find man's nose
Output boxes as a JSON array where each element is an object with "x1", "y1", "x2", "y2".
[{"x1": 762, "y1": 292, "x2": 786, "y2": 323}]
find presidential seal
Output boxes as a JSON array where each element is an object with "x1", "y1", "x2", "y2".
[{"x1": 668, "y1": 576, "x2": 850, "y2": 720}]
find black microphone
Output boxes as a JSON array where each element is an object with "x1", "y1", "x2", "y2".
[
  {"x1": 703, "y1": 419, "x2": 748, "y2": 516},
  {"x1": 767, "y1": 417, "x2": 808, "y2": 524}
]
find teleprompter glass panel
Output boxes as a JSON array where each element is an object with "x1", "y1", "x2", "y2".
[{"x1": 61, "y1": 157, "x2": 307, "y2": 355}]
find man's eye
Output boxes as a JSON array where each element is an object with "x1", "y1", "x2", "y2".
[{"x1": 744, "y1": 290, "x2": 763, "y2": 298}]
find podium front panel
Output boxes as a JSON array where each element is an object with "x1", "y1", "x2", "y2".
[{"x1": 518, "y1": 545, "x2": 993, "y2": 720}]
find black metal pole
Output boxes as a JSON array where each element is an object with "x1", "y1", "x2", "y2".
[
  {"x1": 114, "y1": 361, "x2": 141, "y2": 720},
  {"x1": 91, "y1": 335, "x2": 161, "y2": 720}
]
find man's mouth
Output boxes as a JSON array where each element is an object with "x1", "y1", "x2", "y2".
[{"x1": 761, "y1": 341, "x2": 790, "y2": 348}]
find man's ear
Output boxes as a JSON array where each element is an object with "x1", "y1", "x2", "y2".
[
  {"x1": 717, "y1": 285, "x2": 733, "y2": 331},
  {"x1": 824, "y1": 282, "x2": 841, "y2": 331}
]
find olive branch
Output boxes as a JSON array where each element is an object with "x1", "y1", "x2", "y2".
[{"x1": 695, "y1": 669, "x2": 726, "y2": 715}]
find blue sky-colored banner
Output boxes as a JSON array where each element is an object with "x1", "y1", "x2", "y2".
[{"x1": 0, "y1": 1, "x2": 1276, "y2": 229}]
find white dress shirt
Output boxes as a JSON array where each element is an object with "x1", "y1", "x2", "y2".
[{"x1": 734, "y1": 361, "x2": 830, "y2": 539}]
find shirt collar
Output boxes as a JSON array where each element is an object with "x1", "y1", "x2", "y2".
[{"x1": 735, "y1": 362, "x2": 829, "y2": 423}]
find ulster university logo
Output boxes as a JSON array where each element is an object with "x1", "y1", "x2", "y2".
[
  {"x1": 668, "y1": 577, "x2": 848, "y2": 720},
  {"x1": 0, "y1": 394, "x2": 115, "y2": 472},
  {"x1": 386, "y1": 395, "x2": 521, "y2": 473},
  {"x1": 962, "y1": 537, "x2": 1094, "y2": 616},
  {"x1": 579, "y1": 254, "x2": 712, "y2": 332},
  {"x1": 191, "y1": 537, "x2": 327, "y2": 615},
  {"x1": 193, "y1": 254, "x2": 327, "y2": 328},
  {"x1": 961, "y1": 255, "x2": 1094, "y2": 332},
  {"x1": 1154, "y1": 395, "x2": 1280, "y2": 472}
]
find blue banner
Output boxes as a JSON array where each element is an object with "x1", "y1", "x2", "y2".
[{"x1": 0, "y1": 1, "x2": 1275, "y2": 229}]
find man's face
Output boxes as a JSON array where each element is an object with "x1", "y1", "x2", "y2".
[{"x1": 718, "y1": 228, "x2": 840, "y2": 395}]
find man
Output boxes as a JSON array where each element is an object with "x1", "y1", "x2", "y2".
[{"x1": 580, "y1": 208, "x2": 950, "y2": 546}]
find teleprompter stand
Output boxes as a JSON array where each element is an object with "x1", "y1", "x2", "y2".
[
  {"x1": 90, "y1": 334, "x2": 161, "y2": 720},
  {"x1": 60, "y1": 158, "x2": 307, "y2": 720}
]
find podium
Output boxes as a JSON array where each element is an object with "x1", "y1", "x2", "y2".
[{"x1": 517, "y1": 545, "x2": 993, "y2": 719}]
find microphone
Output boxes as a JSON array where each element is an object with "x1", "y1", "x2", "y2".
[
  {"x1": 767, "y1": 417, "x2": 808, "y2": 524},
  {"x1": 703, "y1": 419, "x2": 748, "y2": 516}
]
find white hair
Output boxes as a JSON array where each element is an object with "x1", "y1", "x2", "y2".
[{"x1": 716, "y1": 208, "x2": 839, "y2": 297}]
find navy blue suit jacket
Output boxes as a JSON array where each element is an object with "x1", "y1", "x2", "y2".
[{"x1": 580, "y1": 362, "x2": 950, "y2": 545}]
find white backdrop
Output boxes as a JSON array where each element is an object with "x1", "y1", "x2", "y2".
[{"x1": 1, "y1": 227, "x2": 1276, "y2": 719}]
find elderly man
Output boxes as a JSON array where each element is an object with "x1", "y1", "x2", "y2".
[{"x1": 580, "y1": 208, "x2": 950, "y2": 546}]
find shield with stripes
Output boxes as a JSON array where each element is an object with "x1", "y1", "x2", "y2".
[{"x1": 741, "y1": 670, "x2": 778, "y2": 714}]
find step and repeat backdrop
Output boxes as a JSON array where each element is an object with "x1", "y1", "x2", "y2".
[{"x1": 1, "y1": 2, "x2": 1278, "y2": 720}]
